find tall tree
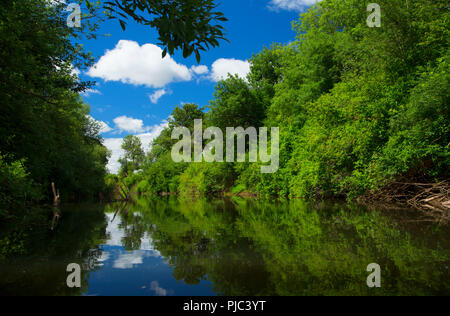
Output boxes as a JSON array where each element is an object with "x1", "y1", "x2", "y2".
[
  {"x1": 119, "y1": 135, "x2": 145, "y2": 175},
  {"x1": 208, "y1": 76, "x2": 265, "y2": 130},
  {"x1": 149, "y1": 103, "x2": 205, "y2": 162},
  {"x1": 0, "y1": 0, "x2": 109, "y2": 204}
]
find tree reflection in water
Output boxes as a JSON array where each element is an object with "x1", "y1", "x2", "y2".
[
  {"x1": 107, "y1": 197, "x2": 450, "y2": 296},
  {"x1": 0, "y1": 198, "x2": 449, "y2": 295}
]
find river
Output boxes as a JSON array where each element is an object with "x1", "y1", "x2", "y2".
[{"x1": 0, "y1": 197, "x2": 449, "y2": 295}]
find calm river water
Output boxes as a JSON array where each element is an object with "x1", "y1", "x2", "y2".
[{"x1": 0, "y1": 197, "x2": 449, "y2": 295}]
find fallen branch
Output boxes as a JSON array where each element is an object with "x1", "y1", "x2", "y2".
[{"x1": 363, "y1": 180, "x2": 449, "y2": 224}]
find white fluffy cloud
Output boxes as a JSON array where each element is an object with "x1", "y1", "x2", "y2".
[
  {"x1": 269, "y1": 0, "x2": 319, "y2": 11},
  {"x1": 85, "y1": 39, "x2": 254, "y2": 87},
  {"x1": 102, "y1": 120, "x2": 168, "y2": 174},
  {"x1": 87, "y1": 40, "x2": 192, "y2": 88},
  {"x1": 149, "y1": 89, "x2": 167, "y2": 104},
  {"x1": 113, "y1": 115, "x2": 150, "y2": 134},
  {"x1": 190, "y1": 65, "x2": 209, "y2": 75},
  {"x1": 210, "y1": 58, "x2": 250, "y2": 82}
]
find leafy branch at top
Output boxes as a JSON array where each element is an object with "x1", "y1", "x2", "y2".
[{"x1": 95, "y1": 0, "x2": 228, "y2": 62}]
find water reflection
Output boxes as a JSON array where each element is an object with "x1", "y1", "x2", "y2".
[{"x1": 0, "y1": 198, "x2": 449, "y2": 295}]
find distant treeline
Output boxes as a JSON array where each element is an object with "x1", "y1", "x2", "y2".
[{"x1": 117, "y1": 0, "x2": 449, "y2": 201}]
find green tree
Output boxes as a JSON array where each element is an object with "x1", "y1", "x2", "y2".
[
  {"x1": 148, "y1": 103, "x2": 205, "y2": 162},
  {"x1": 0, "y1": 0, "x2": 109, "y2": 207},
  {"x1": 169, "y1": 103, "x2": 206, "y2": 130},
  {"x1": 208, "y1": 76, "x2": 265, "y2": 130},
  {"x1": 119, "y1": 135, "x2": 145, "y2": 175},
  {"x1": 248, "y1": 45, "x2": 284, "y2": 114},
  {"x1": 124, "y1": 0, "x2": 449, "y2": 201}
]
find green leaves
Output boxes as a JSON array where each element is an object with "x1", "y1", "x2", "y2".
[
  {"x1": 0, "y1": 0, "x2": 109, "y2": 205},
  {"x1": 114, "y1": 0, "x2": 448, "y2": 201},
  {"x1": 120, "y1": 135, "x2": 145, "y2": 175},
  {"x1": 102, "y1": 0, "x2": 229, "y2": 62},
  {"x1": 208, "y1": 75, "x2": 265, "y2": 131}
]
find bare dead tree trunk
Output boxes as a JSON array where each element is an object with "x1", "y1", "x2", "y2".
[
  {"x1": 51, "y1": 182, "x2": 60, "y2": 207},
  {"x1": 51, "y1": 182, "x2": 61, "y2": 230}
]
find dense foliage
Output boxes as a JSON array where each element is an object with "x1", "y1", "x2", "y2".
[
  {"x1": 0, "y1": 0, "x2": 109, "y2": 223},
  {"x1": 134, "y1": 0, "x2": 448, "y2": 200},
  {"x1": 0, "y1": 0, "x2": 231, "y2": 225}
]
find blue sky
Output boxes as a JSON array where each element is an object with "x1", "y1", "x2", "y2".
[{"x1": 76, "y1": 0, "x2": 318, "y2": 173}]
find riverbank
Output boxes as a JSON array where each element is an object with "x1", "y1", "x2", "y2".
[{"x1": 110, "y1": 178, "x2": 450, "y2": 225}]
